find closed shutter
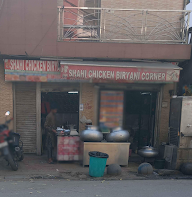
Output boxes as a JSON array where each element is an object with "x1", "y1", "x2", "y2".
[{"x1": 15, "y1": 83, "x2": 36, "y2": 153}]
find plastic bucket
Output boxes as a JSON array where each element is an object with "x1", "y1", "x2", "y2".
[{"x1": 89, "y1": 151, "x2": 109, "y2": 177}]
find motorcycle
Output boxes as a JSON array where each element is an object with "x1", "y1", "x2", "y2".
[{"x1": 0, "y1": 111, "x2": 24, "y2": 171}]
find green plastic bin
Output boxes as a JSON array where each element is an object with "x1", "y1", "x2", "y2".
[{"x1": 89, "y1": 151, "x2": 109, "y2": 177}]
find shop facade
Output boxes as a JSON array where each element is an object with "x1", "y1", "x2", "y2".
[{"x1": 3, "y1": 59, "x2": 179, "y2": 155}]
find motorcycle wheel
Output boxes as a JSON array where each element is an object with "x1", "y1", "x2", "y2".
[
  {"x1": 18, "y1": 153, "x2": 24, "y2": 161},
  {"x1": 5, "y1": 153, "x2": 18, "y2": 171}
]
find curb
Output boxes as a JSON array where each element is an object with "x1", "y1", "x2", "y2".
[{"x1": 1, "y1": 174, "x2": 192, "y2": 181}]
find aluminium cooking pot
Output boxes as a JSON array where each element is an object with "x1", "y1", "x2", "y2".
[
  {"x1": 106, "y1": 127, "x2": 130, "y2": 142},
  {"x1": 80, "y1": 125, "x2": 103, "y2": 142},
  {"x1": 138, "y1": 146, "x2": 158, "y2": 158}
]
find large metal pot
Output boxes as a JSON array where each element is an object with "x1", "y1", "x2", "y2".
[
  {"x1": 80, "y1": 125, "x2": 103, "y2": 142},
  {"x1": 106, "y1": 127, "x2": 130, "y2": 142},
  {"x1": 138, "y1": 146, "x2": 158, "y2": 158}
]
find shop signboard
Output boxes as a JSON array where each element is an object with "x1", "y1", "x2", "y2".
[
  {"x1": 4, "y1": 59, "x2": 180, "y2": 83},
  {"x1": 4, "y1": 59, "x2": 60, "y2": 82},
  {"x1": 60, "y1": 64, "x2": 180, "y2": 83}
]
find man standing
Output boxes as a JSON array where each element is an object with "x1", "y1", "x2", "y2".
[{"x1": 44, "y1": 103, "x2": 58, "y2": 164}]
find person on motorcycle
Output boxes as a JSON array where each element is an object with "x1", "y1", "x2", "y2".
[{"x1": 44, "y1": 103, "x2": 58, "y2": 164}]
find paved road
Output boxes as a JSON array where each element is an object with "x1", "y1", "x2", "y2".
[{"x1": 0, "y1": 179, "x2": 192, "y2": 197}]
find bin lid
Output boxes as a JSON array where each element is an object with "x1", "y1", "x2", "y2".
[{"x1": 89, "y1": 151, "x2": 109, "y2": 158}]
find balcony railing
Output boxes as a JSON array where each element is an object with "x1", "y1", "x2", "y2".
[{"x1": 57, "y1": 7, "x2": 191, "y2": 44}]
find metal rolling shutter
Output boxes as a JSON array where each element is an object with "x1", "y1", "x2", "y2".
[{"x1": 15, "y1": 83, "x2": 36, "y2": 153}]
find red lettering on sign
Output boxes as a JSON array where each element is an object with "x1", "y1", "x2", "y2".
[{"x1": 4, "y1": 59, "x2": 180, "y2": 83}]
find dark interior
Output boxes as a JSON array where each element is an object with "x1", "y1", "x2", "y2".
[
  {"x1": 41, "y1": 92, "x2": 79, "y2": 130},
  {"x1": 124, "y1": 91, "x2": 157, "y2": 151}
]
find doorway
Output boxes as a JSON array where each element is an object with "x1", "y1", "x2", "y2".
[
  {"x1": 41, "y1": 91, "x2": 79, "y2": 150},
  {"x1": 124, "y1": 91, "x2": 157, "y2": 152},
  {"x1": 98, "y1": 89, "x2": 157, "y2": 151}
]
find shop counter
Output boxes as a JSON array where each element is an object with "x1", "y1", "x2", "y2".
[
  {"x1": 57, "y1": 136, "x2": 80, "y2": 161},
  {"x1": 80, "y1": 142, "x2": 130, "y2": 166}
]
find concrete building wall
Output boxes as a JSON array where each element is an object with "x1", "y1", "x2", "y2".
[
  {"x1": 0, "y1": 0, "x2": 190, "y2": 60},
  {"x1": 159, "y1": 83, "x2": 174, "y2": 144},
  {"x1": 101, "y1": 0, "x2": 185, "y2": 41},
  {"x1": 79, "y1": 83, "x2": 96, "y2": 132},
  {"x1": 0, "y1": 59, "x2": 13, "y2": 129},
  {"x1": 101, "y1": 0, "x2": 184, "y2": 10},
  {"x1": 159, "y1": 84, "x2": 174, "y2": 144}
]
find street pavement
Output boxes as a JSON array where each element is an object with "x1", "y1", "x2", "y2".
[
  {"x1": 0, "y1": 179, "x2": 192, "y2": 197},
  {"x1": 0, "y1": 154, "x2": 140, "y2": 180}
]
